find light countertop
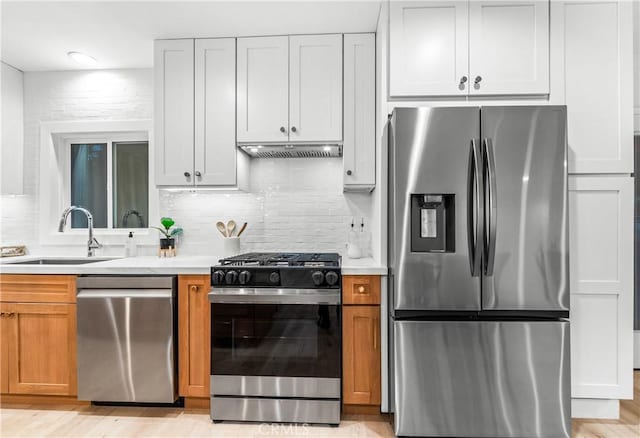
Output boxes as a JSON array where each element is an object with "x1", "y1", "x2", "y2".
[{"x1": 0, "y1": 255, "x2": 387, "y2": 276}]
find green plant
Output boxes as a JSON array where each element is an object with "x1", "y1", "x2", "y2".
[{"x1": 152, "y1": 217, "x2": 183, "y2": 239}]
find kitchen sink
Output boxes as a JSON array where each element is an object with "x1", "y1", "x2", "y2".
[{"x1": 8, "y1": 258, "x2": 112, "y2": 265}]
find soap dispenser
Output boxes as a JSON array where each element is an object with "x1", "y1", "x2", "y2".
[{"x1": 125, "y1": 231, "x2": 137, "y2": 257}]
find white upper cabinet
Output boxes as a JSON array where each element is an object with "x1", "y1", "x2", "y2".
[
  {"x1": 237, "y1": 34, "x2": 343, "y2": 144},
  {"x1": 1, "y1": 62, "x2": 24, "y2": 195},
  {"x1": 289, "y1": 34, "x2": 343, "y2": 143},
  {"x1": 468, "y1": 0, "x2": 549, "y2": 95},
  {"x1": 551, "y1": 0, "x2": 633, "y2": 174},
  {"x1": 389, "y1": 1, "x2": 469, "y2": 97},
  {"x1": 195, "y1": 38, "x2": 237, "y2": 186},
  {"x1": 237, "y1": 36, "x2": 289, "y2": 143},
  {"x1": 343, "y1": 33, "x2": 376, "y2": 191},
  {"x1": 154, "y1": 39, "x2": 195, "y2": 186},
  {"x1": 389, "y1": 0, "x2": 549, "y2": 97}
]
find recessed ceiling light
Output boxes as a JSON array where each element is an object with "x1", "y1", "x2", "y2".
[{"x1": 67, "y1": 51, "x2": 97, "y2": 66}]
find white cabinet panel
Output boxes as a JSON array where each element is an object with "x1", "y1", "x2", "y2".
[
  {"x1": 154, "y1": 39, "x2": 194, "y2": 186},
  {"x1": 289, "y1": 35, "x2": 342, "y2": 143},
  {"x1": 552, "y1": 1, "x2": 633, "y2": 173},
  {"x1": 195, "y1": 38, "x2": 237, "y2": 186},
  {"x1": 469, "y1": 0, "x2": 549, "y2": 95},
  {"x1": 389, "y1": 1, "x2": 469, "y2": 97},
  {"x1": 569, "y1": 175, "x2": 634, "y2": 399},
  {"x1": 237, "y1": 36, "x2": 289, "y2": 143},
  {"x1": 343, "y1": 33, "x2": 375, "y2": 191},
  {"x1": 1, "y1": 62, "x2": 23, "y2": 195}
]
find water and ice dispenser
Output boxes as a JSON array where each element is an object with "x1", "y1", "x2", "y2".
[{"x1": 411, "y1": 194, "x2": 455, "y2": 252}]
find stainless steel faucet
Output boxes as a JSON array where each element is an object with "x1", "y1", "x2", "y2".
[{"x1": 58, "y1": 206, "x2": 103, "y2": 257}]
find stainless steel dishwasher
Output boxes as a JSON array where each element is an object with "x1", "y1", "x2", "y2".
[{"x1": 76, "y1": 276, "x2": 177, "y2": 403}]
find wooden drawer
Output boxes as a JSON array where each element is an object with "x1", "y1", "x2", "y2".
[
  {"x1": 0, "y1": 275, "x2": 76, "y2": 304},
  {"x1": 342, "y1": 275, "x2": 380, "y2": 305}
]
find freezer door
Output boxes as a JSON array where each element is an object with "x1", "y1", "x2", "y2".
[
  {"x1": 390, "y1": 107, "x2": 481, "y2": 311},
  {"x1": 481, "y1": 106, "x2": 569, "y2": 311},
  {"x1": 394, "y1": 320, "x2": 571, "y2": 438}
]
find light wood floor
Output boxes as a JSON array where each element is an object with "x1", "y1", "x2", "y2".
[{"x1": 0, "y1": 373, "x2": 637, "y2": 437}]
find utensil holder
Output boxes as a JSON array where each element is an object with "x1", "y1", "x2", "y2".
[{"x1": 222, "y1": 237, "x2": 240, "y2": 258}]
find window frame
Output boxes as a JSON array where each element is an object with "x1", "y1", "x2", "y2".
[
  {"x1": 39, "y1": 120, "x2": 158, "y2": 248},
  {"x1": 62, "y1": 132, "x2": 149, "y2": 230}
]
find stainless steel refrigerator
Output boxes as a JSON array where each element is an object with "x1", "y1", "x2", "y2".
[{"x1": 389, "y1": 106, "x2": 571, "y2": 438}]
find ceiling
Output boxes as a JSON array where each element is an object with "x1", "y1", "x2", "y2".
[{"x1": 1, "y1": 0, "x2": 382, "y2": 72}]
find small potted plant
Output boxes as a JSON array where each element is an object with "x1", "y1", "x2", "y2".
[{"x1": 152, "y1": 217, "x2": 183, "y2": 250}]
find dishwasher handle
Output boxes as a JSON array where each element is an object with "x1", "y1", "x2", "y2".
[
  {"x1": 76, "y1": 276, "x2": 175, "y2": 289},
  {"x1": 77, "y1": 289, "x2": 173, "y2": 299}
]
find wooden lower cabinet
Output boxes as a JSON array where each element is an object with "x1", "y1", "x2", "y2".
[
  {"x1": 178, "y1": 275, "x2": 211, "y2": 399},
  {"x1": 0, "y1": 302, "x2": 77, "y2": 396}
]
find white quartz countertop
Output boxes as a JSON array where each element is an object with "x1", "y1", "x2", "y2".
[{"x1": 0, "y1": 255, "x2": 387, "y2": 276}]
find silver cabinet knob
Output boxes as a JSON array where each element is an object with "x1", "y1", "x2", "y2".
[
  {"x1": 346, "y1": 170, "x2": 353, "y2": 176},
  {"x1": 195, "y1": 171, "x2": 202, "y2": 177},
  {"x1": 280, "y1": 126, "x2": 287, "y2": 133},
  {"x1": 474, "y1": 76, "x2": 482, "y2": 84},
  {"x1": 459, "y1": 76, "x2": 468, "y2": 84},
  {"x1": 184, "y1": 171, "x2": 191, "y2": 178},
  {"x1": 291, "y1": 126, "x2": 297, "y2": 133}
]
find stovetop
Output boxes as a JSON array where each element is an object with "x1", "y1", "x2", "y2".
[
  {"x1": 212, "y1": 252, "x2": 341, "y2": 288},
  {"x1": 218, "y1": 252, "x2": 341, "y2": 267}
]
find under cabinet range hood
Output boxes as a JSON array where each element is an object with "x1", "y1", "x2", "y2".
[{"x1": 238, "y1": 143, "x2": 342, "y2": 158}]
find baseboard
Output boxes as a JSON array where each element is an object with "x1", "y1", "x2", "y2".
[
  {"x1": 343, "y1": 404, "x2": 381, "y2": 415},
  {"x1": 634, "y1": 331, "x2": 640, "y2": 369},
  {"x1": 0, "y1": 394, "x2": 89, "y2": 406},
  {"x1": 184, "y1": 397, "x2": 209, "y2": 410},
  {"x1": 571, "y1": 398, "x2": 619, "y2": 419}
]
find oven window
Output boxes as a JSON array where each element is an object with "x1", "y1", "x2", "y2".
[{"x1": 211, "y1": 304, "x2": 341, "y2": 378}]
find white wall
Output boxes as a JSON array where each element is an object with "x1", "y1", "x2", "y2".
[{"x1": 0, "y1": 68, "x2": 374, "y2": 256}]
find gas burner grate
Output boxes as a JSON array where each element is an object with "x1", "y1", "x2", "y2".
[{"x1": 218, "y1": 252, "x2": 341, "y2": 267}]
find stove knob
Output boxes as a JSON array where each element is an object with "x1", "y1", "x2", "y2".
[
  {"x1": 325, "y1": 271, "x2": 339, "y2": 286},
  {"x1": 311, "y1": 271, "x2": 325, "y2": 286},
  {"x1": 225, "y1": 270, "x2": 238, "y2": 285},
  {"x1": 269, "y1": 271, "x2": 280, "y2": 285},
  {"x1": 238, "y1": 270, "x2": 251, "y2": 285},
  {"x1": 212, "y1": 270, "x2": 226, "y2": 285}
]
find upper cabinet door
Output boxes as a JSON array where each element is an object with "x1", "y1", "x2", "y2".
[
  {"x1": 237, "y1": 36, "x2": 289, "y2": 143},
  {"x1": 289, "y1": 35, "x2": 343, "y2": 143},
  {"x1": 343, "y1": 33, "x2": 375, "y2": 191},
  {"x1": 468, "y1": 0, "x2": 549, "y2": 95},
  {"x1": 154, "y1": 39, "x2": 195, "y2": 186},
  {"x1": 551, "y1": 0, "x2": 633, "y2": 174},
  {"x1": 389, "y1": 1, "x2": 469, "y2": 97},
  {"x1": 195, "y1": 39, "x2": 237, "y2": 186}
]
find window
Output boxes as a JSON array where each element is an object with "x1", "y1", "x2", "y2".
[{"x1": 67, "y1": 135, "x2": 149, "y2": 229}]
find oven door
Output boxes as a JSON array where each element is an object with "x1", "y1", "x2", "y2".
[{"x1": 209, "y1": 288, "x2": 341, "y2": 399}]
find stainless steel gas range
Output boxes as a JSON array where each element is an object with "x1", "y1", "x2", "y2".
[{"x1": 208, "y1": 252, "x2": 342, "y2": 425}]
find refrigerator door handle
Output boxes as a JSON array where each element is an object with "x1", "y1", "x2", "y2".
[
  {"x1": 467, "y1": 139, "x2": 483, "y2": 277},
  {"x1": 483, "y1": 137, "x2": 497, "y2": 276}
]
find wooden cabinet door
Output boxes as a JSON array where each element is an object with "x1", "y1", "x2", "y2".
[
  {"x1": 0, "y1": 308, "x2": 9, "y2": 393},
  {"x1": 195, "y1": 38, "x2": 237, "y2": 186},
  {"x1": 468, "y1": 0, "x2": 549, "y2": 95},
  {"x1": 343, "y1": 305, "x2": 381, "y2": 405},
  {"x1": 4, "y1": 302, "x2": 77, "y2": 396},
  {"x1": 551, "y1": 0, "x2": 633, "y2": 173},
  {"x1": 569, "y1": 175, "x2": 634, "y2": 400},
  {"x1": 237, "y1": 36, "x2": 289, "y2": 143},
  {"x1": 289, "y1": 34, "x2": 342, "y2": 143},
  {"x1": 178, "y1": 275, "x2": 211, "y2": 398},
  {"x1": 343, "y1": 33, "x2": 375, "y2": 191},
  {"x1": 389, "y1": 1, "x2": 469, "y2": 97},
  {"x1": 154, "y1": 39, "x2": 195, "y2": 186}
]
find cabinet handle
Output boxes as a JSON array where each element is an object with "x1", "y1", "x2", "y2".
[
  {"x1": 184, "y1": 171, "x2": 191, "y2": 178},
  {"x1": 357, "y1": 285, "x2": 367, "y2": 294},
  {"x1": 474, "y1": 76, "x2": 482, "y2": 84},
  {"x1": 194, "y1": 171, "x2": 202, "y2": 177},
  {"x1": 280, "y1": 126, "x2": 287, "y2": 134},
  {"x1": 459, "y1": 76, "x2": 468, "y2": 85},
  {"x1": 291, "y1": 126, "x2": 297, "y2": 133},
  {"x1": 190, "y1": 285, "x2": 198, "y2": 293},
  {"x1": 346, "y1": 170, "x2": 353, "y2": 176}
]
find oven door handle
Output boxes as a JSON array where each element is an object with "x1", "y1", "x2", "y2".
[{"x1": 208, "y1": 288, "x2": 341, "y2": 305}]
